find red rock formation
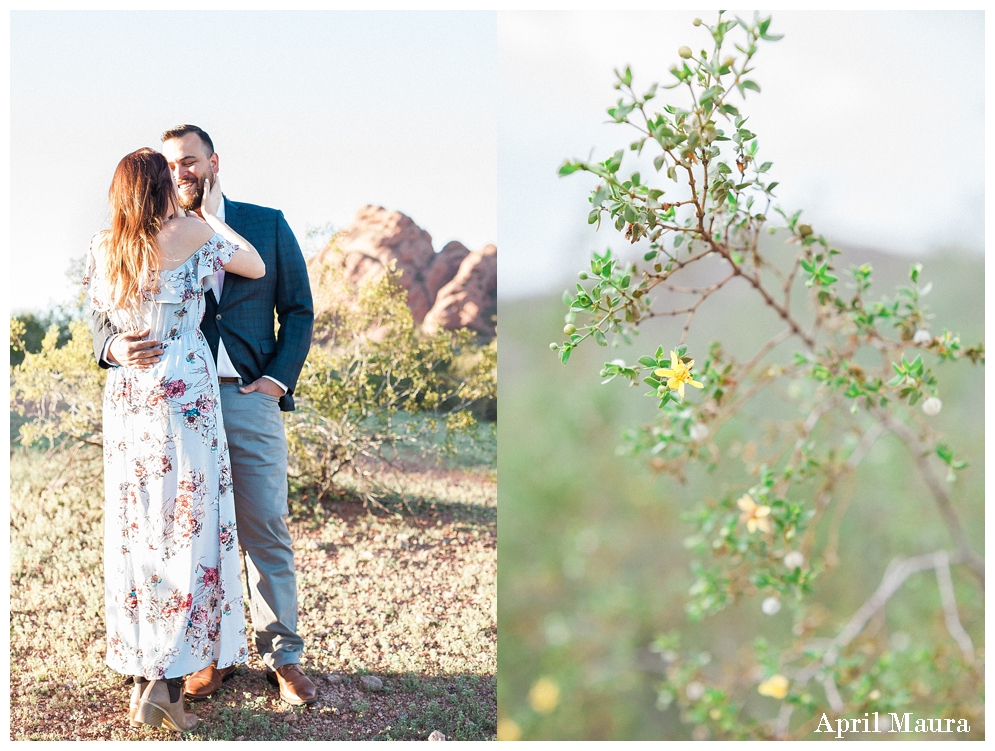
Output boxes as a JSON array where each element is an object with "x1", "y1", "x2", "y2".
[
  {"x1": 325, "y1": 206, "x2": 438, "y2": 321},
  {"x1": 422, "y1": 245, "x2": 497, "y2": 338},
  {"x1": 308, "y1": 206, "x2": 496, "y2": 339},
  {"x1": 425, "y1": 241, "x2": 470, "y2": 302}
]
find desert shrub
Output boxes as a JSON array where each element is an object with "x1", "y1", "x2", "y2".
[
  {"x1": 540, "y1": 11, "x2": 983, "y2": 740},
  {"x1": 289, "y1": 245, "x2": 496, "y2": 509},
  {"x1": 10, "y1": 318, "x2": 106, "y2": 453}
]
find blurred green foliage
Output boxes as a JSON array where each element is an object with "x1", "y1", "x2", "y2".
[{"x1": 498, "y1": 249, "x2": 983, "y2": 740}]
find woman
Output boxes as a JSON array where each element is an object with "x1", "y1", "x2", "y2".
[{"x1": 83, "y1": 148, "x2": 264, "y2": 732}]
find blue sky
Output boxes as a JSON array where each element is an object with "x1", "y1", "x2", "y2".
[
  {"x1": 10, "y1": 10, "x2": 497, "y2": 312},
  {"x1": 498, "y1": 10, "x2": 984, "y2": 299}
]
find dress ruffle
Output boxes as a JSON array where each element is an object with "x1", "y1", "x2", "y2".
[
  {"x1": 83, "y1": 232, "x2": 239, "y2": 309},
  {"x1": 156, "y1": 235, "x2": 240, "y2": 305}
]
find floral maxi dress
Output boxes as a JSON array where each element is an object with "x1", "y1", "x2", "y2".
[{"x1": 84, "y1": 234, "x2": 249, "y2": 680}]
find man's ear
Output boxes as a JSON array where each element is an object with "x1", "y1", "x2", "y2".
[{"x1": 210, "y1": 152, "x2": 220, "y2": 174}]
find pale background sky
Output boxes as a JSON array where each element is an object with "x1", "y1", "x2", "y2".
[
  {"x1": 7, "y1": 10, "x2": 987, "y2": 311},
  {"x1": 10, "y1": 10, "x2": 497, "y2": 313},
  {"x1": 498, "y1": 10, "x2": 984, "y2": 299}
]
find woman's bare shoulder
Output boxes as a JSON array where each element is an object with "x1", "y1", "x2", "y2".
[
  {"x1": 160, "y1": 215, "x2": 214, "y2": 243},
  {"x1": 158, "y1": 216, "x2": 216, "y2": 267},
  {"x1": 159, "y1": 216, "x2": 214, "y2": 250}
]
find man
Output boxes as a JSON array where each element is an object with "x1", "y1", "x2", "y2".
[{"x1": 92, "y1": 124, "x2": 317, "y2": 706}]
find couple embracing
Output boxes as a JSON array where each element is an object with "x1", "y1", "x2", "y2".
[{"x1": 85, "y1": 125, "x2": 316, "y2": 732}]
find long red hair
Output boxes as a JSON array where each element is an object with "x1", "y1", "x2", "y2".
[{"x1": 101, "y1": 148, "x2": 175, "y2": 310}]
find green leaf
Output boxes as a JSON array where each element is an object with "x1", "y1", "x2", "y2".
[
  {"x1": 699, "y1": 85, "x2": 724, "y2": 104},
  {"x1": 738, "y1": 80, "x2": 761, "y2": 94},
  {"x1": 936, "y1": 443, "x2": 953, "y2": 463},
  {"x1": 606, "y1": 150, "x2": 624, "y2": 174},
  {"x1": 638, "y1": 356, "x2": 658, "y2": 368}
]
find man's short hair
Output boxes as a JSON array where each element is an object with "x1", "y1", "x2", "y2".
[{"x1": 161, "y1": 124, "x2": 214, "y2": 155}]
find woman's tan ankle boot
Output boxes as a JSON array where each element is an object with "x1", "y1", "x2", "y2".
[
  {"x1": 134, "y1": 678, "x2": 199, "y2": 732},
  {"x1": 127, "y1": 677, "x2": 149, "y2": 727}
]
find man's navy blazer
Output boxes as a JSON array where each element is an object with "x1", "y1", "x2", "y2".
[{"x1": 92, "y1": 197, "x2": 314, "y2": 412}]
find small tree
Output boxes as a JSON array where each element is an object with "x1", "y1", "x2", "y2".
[{"x1": 553, "y1": 12, "x2": 982, "y2": 739}]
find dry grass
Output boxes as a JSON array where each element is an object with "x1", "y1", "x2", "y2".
[{"x1": 9, "y1": 449, "x2": 496, "y2": 741}]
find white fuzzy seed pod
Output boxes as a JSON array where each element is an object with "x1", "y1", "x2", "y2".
[{"x1": 922, "y1": 397, "x2": 942, "y2": 416}]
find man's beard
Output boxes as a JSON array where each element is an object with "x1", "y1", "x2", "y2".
[{"x1": 176, "y1": 173, "x2": 209, "y2": 211}]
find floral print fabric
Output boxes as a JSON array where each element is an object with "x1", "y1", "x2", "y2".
[{"x1": 84, "y1": 233, "x2": 248, "y2": 679}]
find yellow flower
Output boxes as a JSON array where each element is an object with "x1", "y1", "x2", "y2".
[
  {"x1": 497, "y1": 718, "x2": 522, "y2": 741},
  {"x1": 654, "y1": 350, "x2": 704, "y2": 398},
  {"x1": 528, "y1": 677, "x2": 560, "y2": 714},
  {"x1": 737, "y1": 494, "x2": 772, "y2": 534},
  {"x1": 758, "y1": 674, "x2": 790, "y2": 699}
]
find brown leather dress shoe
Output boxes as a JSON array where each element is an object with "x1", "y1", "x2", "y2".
[
  {"x1": 184, "y1": 662, "x2": 237, "y2": 700},
  {"x1": 266, "y1": 664, "x2": 317, "y2": 706}
]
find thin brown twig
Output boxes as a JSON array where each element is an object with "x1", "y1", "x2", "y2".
[
  {"x1": 871, "y1": 407, "x2": 984, "y2": 582},
  {"x1": 820, "y1": 423, "x2": 886, "y2": 567},
  {"x1": 740, "y1": 327, "x2": 794, "y2": 378},
  {"x1": 707, "y1": 237, "x2": 816, "y2": 349},
  {"x1": 933, "y1": 549, "x2": 975, "y2": 662}
]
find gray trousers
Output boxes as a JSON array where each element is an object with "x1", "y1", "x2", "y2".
[{"x1": 219, "y1": 384, "x2": 303, "y2": 670}]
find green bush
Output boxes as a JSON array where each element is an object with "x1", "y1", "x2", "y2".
[{"x1": 288, "y1": 246, "x2": 496, "y2": 508}]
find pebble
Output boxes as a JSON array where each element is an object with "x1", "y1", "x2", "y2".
[
  {"x1": 359, "y1": 676, "x2": 383, "y2": 692},
  {"x1": 428, "y1": 730, "x2": 446, "y2": 741}
]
